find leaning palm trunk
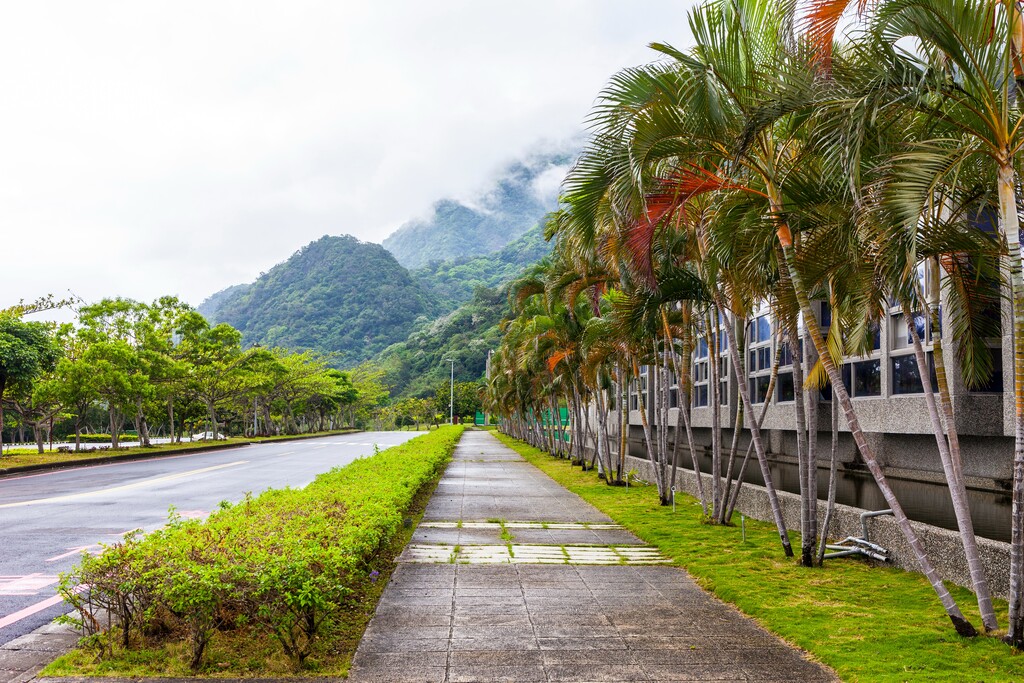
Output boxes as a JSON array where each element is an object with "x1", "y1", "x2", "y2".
[
  {"x1": 818, "y1": 385, "x2": 841, "y2": 565},
  {"x1": 719, "y1": 403, "x2": 744, "y2": 524},
  {"x1": 777, "y1": 220, "x2": 976, "y2": 635},
  {"x1": 713, "y1": 297, "x2": 794, "y2": 556},
  {"x1": 719, "y1": 312, "x2": 745, "y2": 523},
  {"x1": 664, "y1": 312, "x2": 708, "y2": 513},
  {"x1": 632, "y1": 357, "x2": 669, "y2": 501},
  {"x1": 618, "y1": 363, "x2": 629, "y2": 482},
  {"x1": 903, "y1": 301, "x2": 998, "y2": 631},
  {"x1": 997, "y1": 159, "x2": 1024, "y2": 645},
  {"x1": 787, "y1": 315, "x2": 814, "y2": 566},
  {"x1": 708, "y1": 314, "x2": 723, "y2": 517},
  {"x1": 725, "y1": 333, "x2": 783, "y2": 522}
]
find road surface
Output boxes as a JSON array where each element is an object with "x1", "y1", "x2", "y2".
[{"x1": 0, "y1": 431, "x2": 421, "y2": 646}]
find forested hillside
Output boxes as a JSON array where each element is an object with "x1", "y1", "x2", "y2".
[
  {"x1": 203, "y1": 236, "x2": 433, "y2": 365},
  {"x1": 372, "y1": 286, "x2": 510, "y2": 399},
  {"x1": 382, "y1": 151, "x2": 569, "y2": 269},
  {"x1": 412, "y1": 224, "x2": 551, "y2": 312},
  {"x1": 199, "y1": 148, "x2": 568, "y2": 396}
]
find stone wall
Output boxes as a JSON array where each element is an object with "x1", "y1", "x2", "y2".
[{"x1": 624, "y1": 454, "x2": 1011, "y2": 599}]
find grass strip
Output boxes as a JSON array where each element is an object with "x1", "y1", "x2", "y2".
[
  {"x1": 0, "y1": 429, "x2": 360, "y2": 472},
  {"x1": 494, "y1": 431, "x2": 1021, "y2": 683},
  {"x1": 44, "y1": 425, "x2": 464, "y2": 678}
]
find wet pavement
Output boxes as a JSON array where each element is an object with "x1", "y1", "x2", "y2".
[{"x1": 348, "y1": 430, "x2": 837, "y2": 683}]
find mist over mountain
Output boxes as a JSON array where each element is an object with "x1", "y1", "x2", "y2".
[
  {"x1": 198, "y1": 144, "x2": 569, "y2": 391},
  {"x1": 382, "y1": 150, "x2": 570, "y2": 269}
]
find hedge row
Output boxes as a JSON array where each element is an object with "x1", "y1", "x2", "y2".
[{"x1": 58, "y1": 426, "x2": 464, "y2": 670}]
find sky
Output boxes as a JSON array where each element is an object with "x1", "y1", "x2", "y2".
[{"x1": 1, "y1": 1, "x2": 694, "y2": 315}]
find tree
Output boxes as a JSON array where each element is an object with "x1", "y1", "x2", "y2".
[
  {"x1": 0, "y1": 313, "x2": 60, "y2": 453},
  {"x1": 435, "y1": 380, "x2": 482, "y2": 423}
]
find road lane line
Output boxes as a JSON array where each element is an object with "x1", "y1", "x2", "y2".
[
  {"x1": 45, "y1": 546, "x2": 96, "y2": 563},
  {"x1": 0, "y1": 460, "x2": 250, "y2": 509},
  {"x1": 0, "y1": 594, "x2": 65, "y2": 629}
]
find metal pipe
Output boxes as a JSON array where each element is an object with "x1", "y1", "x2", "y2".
[{"x1": 860, "y1": 508, "x2": 894, "y2": 542}]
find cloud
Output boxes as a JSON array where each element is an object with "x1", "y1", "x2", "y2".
[{"x1": 0, "y1": 0, "x2": 694, "y2": 313}]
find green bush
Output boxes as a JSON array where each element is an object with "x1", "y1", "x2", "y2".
[{"x1": 58, "y1": 425, "x2": 464, "y2": 671}]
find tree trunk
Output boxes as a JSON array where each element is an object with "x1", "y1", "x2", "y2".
[
  {"x1": 632, "y1": 357, "x2": 667, "y2": 501},
  {"x1": 903, "y1": 297, "x2": 998, "y2": 630},
  {"x1": 778, "y1": 229, "x2": 975, "y2": 636},
  {"x1": 109, "y1": 407, "x2": 120, "y2": 449},
  {"x1": 786, "y1": 315, "x2": 813, "y2": 567},
  {"x1": 708, "y1": 314, "x2": 723, "y2": 518},
  {"x1": 726, "y1": 333, "x2": 783, "y2": 522},
  {"x1": 818, "y1": 385, "x2": 841, "y2": 565},
  {"x1": 715, "y1": 301, "x2": 793, "y2": 557}
]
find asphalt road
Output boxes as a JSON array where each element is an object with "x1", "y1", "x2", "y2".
[{"x1": 0, "y1": 431, "x2": 421, "y2": 646}]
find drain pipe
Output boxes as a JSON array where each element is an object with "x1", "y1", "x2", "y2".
[{"x1": 860, "y1": 508, "x2": 894, "y2": 543}]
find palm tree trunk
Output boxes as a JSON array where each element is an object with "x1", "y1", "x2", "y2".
[
  {"x1": 725, "y1": 332, "x2": 783, "y2": 522},
  {"x1": 778, "y1": 229, "x2": 976, "y2": 635},
  {"x1": 805, "y1": 325, "x2": 820, "y2": 564},
  {"x1": 998, "y1": 159, "x2": 1024, "y2": 645},
  {"x1": 663, "y1": 309, "x2": 708, "y2": 513},
  {"x1": 786, "y1": 315, "x2": 813, "y2": 566},
  {"x1": 708, "y1": 313, "x2": 723, "y2": 518},
  {"x1": 903, "y1": 301, "x2": 998, "y2": 631},
  {"x1": 714, "y1": 299, "x2": 793, "y2": 557},
  {"x1": 632, "y1": 357, "x2": 668, "y2": 501},
  {"x1": 818, "y1": 385, "x2": 840, "y2": 565}
]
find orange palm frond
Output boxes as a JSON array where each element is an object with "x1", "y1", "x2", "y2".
[{"x1": 547, "y1": 349, "x2": 569, "y2": 373}]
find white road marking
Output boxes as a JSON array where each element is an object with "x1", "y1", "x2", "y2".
[
  {"x1": 44, "y1": 546, "x2": 97, "y2": 563},
  {"x1": 0, "y1": 574, "x2": 59, "y2": 595},
  {"x1": 0, "y1": 460, "x2": 250, "y2": 509}
]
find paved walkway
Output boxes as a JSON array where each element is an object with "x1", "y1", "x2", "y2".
[{"x1": 348, "y1": 431, "x2": 836, "y2": 683}]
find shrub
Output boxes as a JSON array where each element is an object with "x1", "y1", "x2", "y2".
[{"x1": 59, "y1": 426, "x2": 464, "y2": 671}]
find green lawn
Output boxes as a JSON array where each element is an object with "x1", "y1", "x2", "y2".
[{"x1": 494, "y1": 432, "x2": 1024, "y2": 683}]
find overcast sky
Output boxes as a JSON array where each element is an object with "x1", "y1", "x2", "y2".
[{"x1": 2, "y1": 1, "x2": 694, "y2": 315}]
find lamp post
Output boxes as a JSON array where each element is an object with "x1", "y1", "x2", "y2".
[
  {"x1": 251, "y1": 342, "x2": 262, "y2": 437},
  {"x1": 443, "y1": 358, "x2": 455, "y2": 424}
]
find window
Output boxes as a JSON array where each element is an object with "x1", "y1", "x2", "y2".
[
  {"x1": 891, "y1": 351, "x2": 940, "y2": 395},
  {"x1": 853, "y1": 359, "x2": 882, "y2": 397},
  {"x1": 747, "y1": 314, "x2": 773, "y2": 404},
  {"x1": 720, "y1": 357, "x2": 729, "y2": 405},
  {"x1": 969, "y1": 347, "x2": 1004, "y2": 393},
  {"x1": 693, "y1": 343, "x2": 709, "y2": 407},
  {"x1": 777, "y1": 371, "x2": 795, "y2": 402}
]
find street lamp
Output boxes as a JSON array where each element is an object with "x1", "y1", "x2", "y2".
[{"x1": 442, "y1": 358, "x2": 455, "y2": 424}]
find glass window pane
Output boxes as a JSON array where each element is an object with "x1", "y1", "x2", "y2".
[
  {"x1": 757, "y1": 316, "x2": 771, "y2": 342},
  {"x1": 855, "y1": 359, "x2": 881, "y2": 396},
  {"x1": 820, "y1": 302, "x2": 832, "y2": 327},
  {"x1": 695, "y1": 385, "x2": 708, "y2": 407},
  {"x1": 670, "y1": 388, "x2": 679, "y2": 408},
  {"x1": 777, "y1": 372, "x2": 795, "y2": 402},
  {"x1": 780, "y1": 341, "x2": 793, "y2": 367},
  {"x1": 697, "y1": 338, "x2": 708, "y2": 359},
  {"x1": 749, "y1": 350, "x2": 757, "y2": 371},
  {"x1": 891, "y1": 355, "x2": 922, "y2": 395},
  {"x1": 720, "y1": 381, "x2": 729, "y2": 404},
  {"x1": 760, "y1": 347, "x2": 771, "y2": 370},
  {"x1": 842, "y1": 363, "x2": 852, "y2": 393}
]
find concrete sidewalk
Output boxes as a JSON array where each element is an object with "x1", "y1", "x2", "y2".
[{"x1": 348, "y1": 430, "x2": 836, "y2": 683}]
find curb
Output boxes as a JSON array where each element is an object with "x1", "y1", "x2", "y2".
[{"x1": 0, "y1": 431, "x2": 361, "y2": 480}]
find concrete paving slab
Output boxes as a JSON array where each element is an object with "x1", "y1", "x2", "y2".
[{"x1": 347, "y1": 431, "x2": 836, "y2": 683}]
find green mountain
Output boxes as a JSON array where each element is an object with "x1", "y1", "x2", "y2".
[
  {"x1": 200, "y1": 235, "x2": 434, "y2": 365},
  {"x1": 381, "y1": 151, "x2": 570, "y2": 269},
  {"x1": 412, "y1": 224, "x2": 552, "y2": 312},
  {"x1": 373, "y1": 286, "x2": 511, "y2": 399}
]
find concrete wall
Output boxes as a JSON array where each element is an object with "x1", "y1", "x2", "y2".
[{"x1": 624, "y1": 454, "x2": 1012, "y2": 599}]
